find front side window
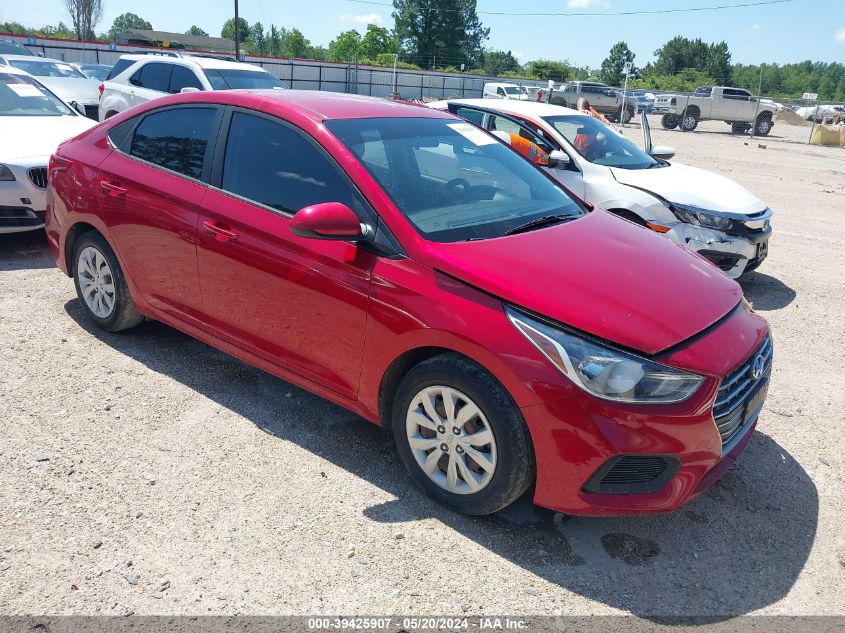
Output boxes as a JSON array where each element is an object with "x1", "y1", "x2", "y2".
[
  {"x1": 130, "y1": 63, "x2": 172, "y2": 92},
  {"x1": 0, "y1": 72, "x2": 74, "y2": 117},
  {"x1": 543, "y1": 114, "x2": 660, "y2": 170},
  {"x1": 222, "y1": 111, "x2": 358, "y2": 214},
  {"x1": 327, "y1": 117, "x2": 583, "y2": 243},
  {"x1": 7, "y1": 60, "x2": 86, "y2": 78},
  {"x1": 203, "y1": 69, "x2": 286, "y2": 90},
  {"x1": 128, "y1": 107, "x2": 217, "y2": 179},
  {"x1": 694, "y1": 86, "x2": 712, "y2": 97},
  {"x1": 107, "y1": 58, "x2": 135, "y2": 80},
  {"x1": 169, "y1": 65, "x2": 203, "y2": 94}
]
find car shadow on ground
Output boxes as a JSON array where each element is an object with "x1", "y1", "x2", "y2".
[
  {"x1": 739, "y1": 271, "x2": 797, "y2": 311},
  {"x1": 0, "y1": 230, "x2": 56, "y2": 271},
  {"x1": 64, "y1": 300, "x2": 818, "y2": 620}
]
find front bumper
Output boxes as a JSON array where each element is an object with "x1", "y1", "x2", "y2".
[
  {"x1": 0, "y1": 163, "x2": 48, "y2": 234},
  {"x1": 520, "y1": 303, "x2": 769, "y2": 516},
  {"x1": 666, "y1": 222, "x2": 771, "y2": 279}
]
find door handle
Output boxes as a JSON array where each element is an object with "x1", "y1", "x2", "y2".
[
  {"x1": 100, "y1": 180, "x2": 126, "y2": 197},
  {"x1": 203, "y1": 220, "x2": 240, "y2": 242}
]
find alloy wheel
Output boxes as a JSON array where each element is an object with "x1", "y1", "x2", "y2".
[
  {"x1": 77, "y1": 246, "x2": 116, "y2": 318},
  {"x1": 405, "y1": 385, "x2": 497, "y2": 495}
]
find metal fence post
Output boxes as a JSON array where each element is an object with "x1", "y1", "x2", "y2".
[
  {"x1": 749, "y1": 94, "x2": 762, "y2": 140},
  {"x1": 682, "y1": 93, "x2": 690, "y2": 132}
]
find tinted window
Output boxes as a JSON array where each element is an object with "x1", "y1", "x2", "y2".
[
  {"x1": 694, "y1": 86, "x2": 712, "y2": 96},
  {"x1": 129, "y1": 107, "x2": 217, "y2": 179},
  {"x1": 203, "y1": 69, "x2": 285, "y2": 90},
  {"x1": 454, "y1": 106, "x2": 484, "y2": 125},
  {"x1": 222, "y1": 112, "x2": 357, "y2": 214},
  {"x1": 328, "y1": 117, "x2": 583, "y2": 243},
  {"x1": 169, "y1": 65, "x2": 203, "y2": 93},
  {"x1": 107, "y1": 58, "x2": 135, "y2": 80},
  {"x1": 130, "y1": 63, "x2": 172, "y2": 92}
]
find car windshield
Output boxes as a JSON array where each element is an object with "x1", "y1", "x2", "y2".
[
  {"x1": 80, "y1": 65, "x2": 111, "y2": 81},
  {"x1": 542, "y1": 114, "x2": 659, "y2": 170},
  {"x1": 327, "y1": 117, "x2": 583, "y2": 243},
  {"x1": 203, "y1": 69, "x2": 286, "y2": 90},
  {"x1": 8, "y1": 59, "x2": 86, "y2": 78},
  {"x1": 0, "y1": 72, "x2": 74, "y2": 116}
]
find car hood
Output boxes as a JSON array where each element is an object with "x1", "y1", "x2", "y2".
[
  {"x1": 0, "y1": 116, "x2": 97, "y2": 162},
  {"x1": 426, "y1": 210, "x2": 742, "y2": 355},
  {"x1": 36, "y1": 77, "x2": 100, "y2": 104},
  {"x1": 610, "y1": 162, "x2": 767, "y2": 215}
]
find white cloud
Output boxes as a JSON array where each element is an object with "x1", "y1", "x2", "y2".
[
  {"x1": 836, "y1": 27, "x2": 845, "y2": 42},
  {"x1": 751, "y1": 24, "x2": 761, "y2": 32},
  {"x1": 566, "y1": 0, "x2": 609, "y2": 8},
  {"x1": 339, "y1": 13, "x2": 383, "y2": 26}
]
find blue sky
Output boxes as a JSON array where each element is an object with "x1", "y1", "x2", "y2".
[{"x1": 1, "y1": 0, "x2": 843, "y2": 68}]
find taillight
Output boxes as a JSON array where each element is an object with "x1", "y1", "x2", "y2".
[
  {"x1": 48, "y1": 154, "x2": 72, "y2": 179},
  {"x1": 98, "y1": 83, "x2": 104, "y2": 99}
]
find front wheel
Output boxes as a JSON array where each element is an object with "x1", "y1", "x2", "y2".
[
  {"x1": 72, "y1": 232, "x2": 143, "y2": 332},
  {"x1": 621, "y1": 107, "x2": 634, "y2": 124},
  {"x1": 391, "y1": 354, "x2": 535, "y2": 515},
  {"x1": 755, "y1": 115, "x2": 773, "y2": 136},
  {"x1": 680, "y1": 110, "x2": 699, "y2": 131},
  {"x1": 661, "y1": 114, "x2": 679, "y2": 129}
]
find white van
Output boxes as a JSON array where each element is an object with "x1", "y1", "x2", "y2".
[{"x1": 482, "y1": 82, "x2": 527, "y2": 100}]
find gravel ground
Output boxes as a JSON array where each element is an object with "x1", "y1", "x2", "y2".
[{"x1": 0, "y1": 119, "x2": 843, "y2": 620}]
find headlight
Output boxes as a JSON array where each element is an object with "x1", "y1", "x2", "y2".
[
  {"x1": 671, "y1": 203, "x2": 733, "y2": 230},
  {"x1": 0, "y1": 164, "x2": 15, "y2": 182},
  {"x1": 506, "y1": 306, "x2": 704, "y2": 404}
]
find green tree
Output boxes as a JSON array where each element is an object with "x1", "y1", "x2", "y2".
[
  {"x1": 221, "y1": 17, "x2": 250, "y2": 44},
  {"x1": 599, "y1": 41, "x2": 635, "y2": 86},
  {"x1": 250, "y1": 22, "x2": 267, "y2": 55},
  {"x1": 279, "y1": 27, "x2": 314, "y2": 58},
  {"x1": 393, "y1": 0, "x2": 489, "y2": 69},
  {"x1": 524, "y1": 59, "x2": 574, "y2": 82},
  {"x1": 107, "y1": 12, "x2": 152, "y2": 40},
  {"x1": 480, "y1": 50, "x2": 521, "y2": 76},
  {"x1": 359, "y1": 24, "x2": 399, "y2": 61},
  {"x1": 328, "y1": 29, "x2": 362, "y2": 62},
  {"x1": 186, "y1": 25, "x2": 208, "y2": 37}
]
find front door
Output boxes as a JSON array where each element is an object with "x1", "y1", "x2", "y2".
[{"x1": 196, "y1": 110, "x2": 376, "y2": 398}]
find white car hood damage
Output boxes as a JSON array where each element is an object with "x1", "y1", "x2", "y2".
[
  {"x1": 0, "y1": 116, "x2": 96, "y2": 162},
  {"x1": 610, "y1": 162, "x2": 767, "y2": 216}
]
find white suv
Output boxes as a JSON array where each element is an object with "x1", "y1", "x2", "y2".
[{"x1": 98, "y1": 52, "x2": 287, "y2": 121}]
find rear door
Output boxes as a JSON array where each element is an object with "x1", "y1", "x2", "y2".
[
  {"x1": 127, "y1": 62, "x2": 172, "y2": 106},
  {"x1": 96, "y1": 105, "x2": 222, "y2": 324},
  {"x1": 196, "y1": 109, "x2": 376, "y2": 398}
]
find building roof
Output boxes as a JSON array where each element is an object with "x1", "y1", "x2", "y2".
[{"x1": 116, "y1": 29, "x2": 235, "y2": 52}]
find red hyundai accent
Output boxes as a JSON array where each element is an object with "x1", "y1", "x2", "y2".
[{"x1": 45, "y1": 90, "x2": 771, "y2": 516}]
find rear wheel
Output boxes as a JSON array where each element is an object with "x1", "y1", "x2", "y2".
[
  {"x1": 661, "y1": 114, "x2": 679, "y2": 129},
  {"x1": 72, "y1": 232, "x2": 143, "y2": 332},
  {"x1": 731, "y1": 122, "x2": 751, "y2": 135},
  {"x1": 391, "y1": 354, "x2": 534, "y2": 515}
]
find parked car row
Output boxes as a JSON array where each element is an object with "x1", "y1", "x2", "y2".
[{"x1": 34, "y1": 85, "x2": 773, "y2": 518}]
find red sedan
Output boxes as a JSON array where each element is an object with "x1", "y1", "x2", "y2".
[{"x1": 45, "y1": 90, "x2": 771, "y2": 516}]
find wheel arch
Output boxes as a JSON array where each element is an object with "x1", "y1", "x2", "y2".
[
  {"x1": 684, "y1": 104, "x2": 701, "y2": 117},
  {"x1": 64, "y1": 221, "x2": 103, "y2": 277}
]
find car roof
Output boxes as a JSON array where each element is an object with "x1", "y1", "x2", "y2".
[
  {"x1": 116, "y1": 54, "x2": 268, "y2": 72},
  {"x1": 427, "y1": 98, "x2": 580, "y2": 118}
]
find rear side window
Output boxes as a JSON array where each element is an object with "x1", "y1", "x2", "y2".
[
  {"x1": 453, "y1": 107, "x2": 484, "y2": 125},
  {"x1": 128, "y1": 107, "x2": 217, "y2": 179},
  {"x1": 221, "y1": 111, "x2": 357, "y2": 214},
  {"x1": 130, "y1": 62, "x2": 172, "y2": 93},
  {"x1": 168, "y1": 65, "x2": 203, "y2": 94},
  {"x1": 107, "y1": 58, "x2": 135, "y2": 80}
]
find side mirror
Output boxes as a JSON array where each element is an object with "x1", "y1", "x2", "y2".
[
  {"x1": 180, "y1": 87, "x2": 200, "y2": 94},
  {"x1": 650, "y1": 145, "x2": 676, "y2": 160},
  {"x1": 548, "y1": 150, "x2": 571, "y2": 168},
  {"x1": 69, "y1": 100, "x2": 87, "y2": 116},
  {"x1": 290, "y1": 202, "x2": 364, "y2": 240}
]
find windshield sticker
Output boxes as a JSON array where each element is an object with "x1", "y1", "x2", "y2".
[
  {"x1": 7, "y1": 83, "x2": 43, "y2": 98},
  {"x1": 447, "y1": 122, "x2": 497, "y2": 146}
]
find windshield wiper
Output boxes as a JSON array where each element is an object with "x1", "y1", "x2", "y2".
[{"x1": 504, "y1": 214, "x2": 576, "y2": 236}]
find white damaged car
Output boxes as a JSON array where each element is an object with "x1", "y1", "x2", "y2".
[
  {"x1": 428, "y1": 99, "x2": 772, "y2": 278},
  {"x1": 1, "y1": 66, "x2": 96, "y2": 234}
]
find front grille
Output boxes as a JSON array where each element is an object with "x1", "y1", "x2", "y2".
[
  {"x1": 0, "y1": 206, "x2": 42, "y2": 227},
  {"x1": 714, "y1": 336, "x2": 773, "y2": 450},
  {"x1": 27, "y1": 167, "x2": 48, "y2": 189},
  {"x1": 583, "y1": 455, "x2": 679, "y2": 494}
]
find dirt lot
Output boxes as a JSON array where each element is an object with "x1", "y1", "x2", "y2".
[{"x1": 0, "y1": 119, "x2": 843, "y2": 620}]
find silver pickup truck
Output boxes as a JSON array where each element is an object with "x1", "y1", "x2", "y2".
[{"x1": 654, "y1": 86, "x2": 777, "y2": 135}]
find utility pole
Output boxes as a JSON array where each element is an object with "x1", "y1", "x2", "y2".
[{"x1": 234, "y1": 0, "x2": 240, "y2": 60}]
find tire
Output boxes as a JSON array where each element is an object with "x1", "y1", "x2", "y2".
[
  {"x1": 661, "y1": 114, "x2": 679, "y2": 130},
  {"x1": 731, "y1": 122, "x2": 751, "y2": 135},
  {"x1": 391, "y1": 354, "x2": 535, "y2": 515},
  {"x1": 549, "y1": 96, "x2": 566, "y2": 106},
  {"x1": 680, "y1": 109, "x2": 699, "y2": 131},
  {"x1": 72, "y1": 231, "x2": 143, "y2": 332},
  {"x1": 621, "y1": 107, "x2": 634, "y2": 124},
  {"x1": 754, "y1": 114, "x2": 773, "y2": 136}
]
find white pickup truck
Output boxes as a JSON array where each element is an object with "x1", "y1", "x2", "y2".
[{"x1": 654, "y1": 86, "x2": 777, "y2": 135}]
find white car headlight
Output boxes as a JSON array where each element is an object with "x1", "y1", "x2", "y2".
[
  {"x1": 0, "y1": 164, "x2": 16, "y2": 182},
  {"x1": 506, "y1": 306, "x2": 704, "y2": 404},
  {"x1": 671, "y1": 203, "x2": 733, "y2": 230}
]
